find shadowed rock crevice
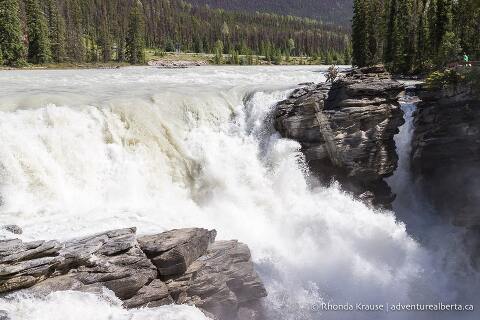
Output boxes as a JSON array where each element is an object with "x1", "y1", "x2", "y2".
[
  {"x1": 274, "y1": 66, "x2": 405, "y2": 207},
  {"x1": 0, "y1": 228, "x2": 267, "y2": 320}
]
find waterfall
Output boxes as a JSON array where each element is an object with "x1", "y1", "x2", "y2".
[
  {"x1": 387, "y1": 96, "x2": 480, "y2": 318},
  {"x1": 0, "y1": 67, "x2": 477, "y2": 319}
]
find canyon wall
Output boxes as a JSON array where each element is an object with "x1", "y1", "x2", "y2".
[{"x1": 412, "y1": 83, "x2": 480, "y2": 228}]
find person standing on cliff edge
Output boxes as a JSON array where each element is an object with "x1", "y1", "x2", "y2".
[{"x1": 464, "y1": 53, "x2": 471, "y2": 67}]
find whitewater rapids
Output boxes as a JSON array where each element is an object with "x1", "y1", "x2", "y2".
[{"x1": 0, "y1": 66, "x2": 477, "y2": 319}]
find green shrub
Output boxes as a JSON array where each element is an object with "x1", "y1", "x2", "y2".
[
  {"x1": 425, "y1": 67, "x2": 480, "y2": 97},
  {"x1": 425, "y1": 69, "x2": 464, "y2": 89},
  {"x1": 154, "y1": 49, "x2": 166, "y2": 57}
]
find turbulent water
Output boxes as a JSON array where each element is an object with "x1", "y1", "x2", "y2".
[{"x1": 0, "y1": 66, "x2": 478, "y2": 319}]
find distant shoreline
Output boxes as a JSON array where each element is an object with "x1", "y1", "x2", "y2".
[{"x1": 0, "y1": 52, "x2": 346, "y2": 70}]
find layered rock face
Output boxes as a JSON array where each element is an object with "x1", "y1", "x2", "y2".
[
  {"x1": 412, "y1": 84, "x2": 480, "y2": 227},
  {"x1": 0, "y1": 228, "x2": 266, "y2": 320},
  {"x1": 274, "y1": 66, "x2": 405, "y2": 206}
]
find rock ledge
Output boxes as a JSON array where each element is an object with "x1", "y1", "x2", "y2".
[{"x1": 0, "y1": 228, "x2": 266, "y2": 320}]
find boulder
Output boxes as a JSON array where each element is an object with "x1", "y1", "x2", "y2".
[
  {"x1": 1, "y1": 225, "x2": 22, "y2": 235},
  {"x1": 139, "y1": 228, "x2": 216, "y2": 276},
  {"x1": 166, "y1": 240, "x2": 267, "y2": 320},
  {"x1": 274, "y1": 66, "x2": 405, "y2": 207}
]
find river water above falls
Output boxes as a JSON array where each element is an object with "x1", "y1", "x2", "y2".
[{"x1": 0, "y1": 66, "x2": 478, "y2": 319}]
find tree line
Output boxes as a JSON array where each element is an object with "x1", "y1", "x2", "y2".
[
  {"x1": 187, "y1": 0, "x2": 354, "y2": 27},
  {"x1": 0, "y1": 0, "x2": 351, "y2": 66},
  {"x1": 352, "y1": 0, "x2": 480, "y2": 73}
]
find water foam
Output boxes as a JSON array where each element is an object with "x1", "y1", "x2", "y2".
[{"x1": 0, "y1": 290, "x2": 209, "y2": 320}]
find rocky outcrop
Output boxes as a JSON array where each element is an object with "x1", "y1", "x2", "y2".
[
  {"x1": 412, "y1": 83, "x2": 480, "y2": 227},
  {"x1": 274, "y1": 66, "x2": 405, "y2": 207},
  {"x1": 0, "y1": 228, "x2": 266, "y2": 320}
]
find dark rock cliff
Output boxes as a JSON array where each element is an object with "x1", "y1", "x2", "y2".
[
  {"x1": 412, "y1": 84, "x2": 480, "y2": 228},
  {"x1": 0, "y1": 228, "x2": 267, "y2": 320},
  {"x1": 274, "y1": 66, "x2": 405, "y2": 207}
]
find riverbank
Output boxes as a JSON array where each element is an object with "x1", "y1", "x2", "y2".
[
  {"x1": 0, "y1": 51, "x2": 347, "y2": 70},
  {"x1": 0, "y1": 62, "x2": 130, "y2": 71}
]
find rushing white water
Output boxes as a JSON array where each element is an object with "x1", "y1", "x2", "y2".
[
  {"x1": 386, "y1": 98, "x2": 480, "y2": 319},
  {"x1": 0, "y1": 66, "x2": 477, "y2": 319}
]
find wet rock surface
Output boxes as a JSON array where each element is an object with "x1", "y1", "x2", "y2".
[
  {"x1": 166, "y1": 240, "x2": 267, "y2": 319},
  {"x1": 0, "y1": 228, "x2": 266, "y2": 320},
  {"x1": 0, "y1": 225, "x2": 22, "y2": 236},
  {"x1": 412, "y1": 84, "x2": 480, "y2": 227},
  {"x1": 274, "y1": 66, "x2": 405, "y2": 207},
  {"x1": 0, "y1": 310, "x2": 8, "y2": 320}
]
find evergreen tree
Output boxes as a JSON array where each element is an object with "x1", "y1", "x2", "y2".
[
  {"x1": 0, "y1": 0, "x2": 26, "y2": 66},
  {"x1": 165, "y1": 38, "x2": 175, "y2": 52},
  {"x1": 344, "y1": 45, "x2": 352, "y2": 64},
  {"x1": 287, "y1": 38, "x2": 295, "y2": 55},
  {"x1": 427, "y1": 0, "x2": 437, "y2": 55},
  {"x1": 126, "y1": 0, "x2": 146, "y2": 64},
  {"x1": 25, "y1": 0, "x2": 51, "y2": 64},
  {"x1": 383, "y1": 0, "x2": 397, "y2": 64},
  {"x1": 365, "y1": 0, "x2": 383, "y2": 65},
  {"x1": 229, "y1": 49, "x2": 239, "y2": 64},
  {"x1": 353, "y1": 0, "x2": 479, "y2": 72},
  {"x1": 213, "y1": 40, "x2": 223, "y2": 64},
  {"x1": 414, "y1": 0, "x2": 429, "y2": 71},
  {"x1": 46, "y1": 0, "x2": 66, "y2": 63},
  {"x1": 194, "y1": 35, "x2": 204, "y2": 53},
  {"x1": 65, "y1": 0, "x2": 85, "y2": 62},
  {"x1": 393, "y1": 0, "x2": 414, "y2": 73},
  {"x1": 352, "y1": 0, "x2": 367, "y2": 66},
  {"x1": 437, "y1": 31, "x2": 462, "y2": 66},
  {"x1": 433, "y1": 0, "x2": 452, "y2": 53},
  {"x1": 98, "y1": 4, "x2": 111, "y2": 62}
]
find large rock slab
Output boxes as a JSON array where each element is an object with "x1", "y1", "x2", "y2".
[
  {"x1": 139, "y1": 228, "x2": 216, "y2": 276},
  {"x1": 0, "y1": 239, "x2": 63, "y2": 293},
  {"x1": 0, "y1": 228, "x2": 266, "y2": 320},
  {"x1": 274, "y1": 66, "x2": 405, "y2": 207},
  {"x1": 26, "y1": 228, "x2": 158, "y2": 300}
]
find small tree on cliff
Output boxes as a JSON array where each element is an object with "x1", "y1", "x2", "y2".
[
  {"x1": 126, "y1": 0, "x2": 146, "y2": 64},
  {"x1": 0, "y1": 0, "x2": 26, "y2": 66},
  {"x1": 25, "y1": 0, "x2": 52, "y2": 64}
]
